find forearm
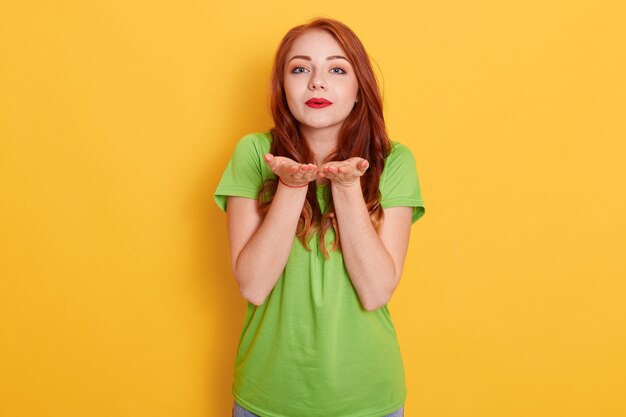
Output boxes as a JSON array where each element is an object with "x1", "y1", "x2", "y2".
[
  {"x1": 331, "y1": 182, "x2": 397, "y2": 310},
  {"x1": 235, "y1": 183, "x2": 307, "y2": 305}
]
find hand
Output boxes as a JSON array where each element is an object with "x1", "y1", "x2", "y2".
[
  {"x1": 264, "y1": 154, "x2": 318, "y2": 187},
  {"x1": 319, "y1": 157, "x2": 369, "y2": 187}
]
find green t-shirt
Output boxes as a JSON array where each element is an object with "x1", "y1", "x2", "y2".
[{"x1": 214, "y1": 132, "x2": 425, "y2": 417}]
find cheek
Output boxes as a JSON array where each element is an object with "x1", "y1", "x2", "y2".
[
  {"x1": 338, "y1": 79, "x2": 359, "y2": 103},
  {"x1": 285, "y1": 93, "x2": 302, "y2": 118},
  {"x1": 282, "y1": 86, "x2": 304, "y2": 121},
  {"x1": 284, "y1": 80, "x2": 304, "y2": 105},
  {"x1": 282, "y1": 86, "x2": 297, "y2": 109},
  {"x1": 341, "y1": 84, "x2": 359, "y2": 105},
  {"x1": 349, "y1": 80, "x2": 359, "y2": 100}
]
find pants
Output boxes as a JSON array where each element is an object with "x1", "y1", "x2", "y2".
[{"x1": 232, "y1": 401, "x2": 405, "y2": 417}]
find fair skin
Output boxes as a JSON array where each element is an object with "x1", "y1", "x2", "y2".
[{"x1": 226, "y1": 29, "x2": 413, "y2": 311}]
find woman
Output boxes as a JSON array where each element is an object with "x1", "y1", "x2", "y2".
[{"x1": 214, "y1": 17, "x2": 425, "y2": 417}]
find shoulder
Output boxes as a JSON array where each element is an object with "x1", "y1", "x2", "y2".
[
  {"x1": 227, "y1": 132, "x2": 276, "y2": 182},
  {"x1": 234, "y1": 131, "x2": 273, "y2": 155},
  {"x1": 385, "y1": 141, "x2": 416, "y2": 164},
  {"x1": 381, "y1": 141, "x2": 417, "y2": 179},
  {"x1": 378, "y1": 140, "x2": 425, "y2": 222}
]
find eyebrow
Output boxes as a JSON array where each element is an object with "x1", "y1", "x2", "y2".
[{"x1": 288, "y1": 55, "x2": 349, "y2": 62}]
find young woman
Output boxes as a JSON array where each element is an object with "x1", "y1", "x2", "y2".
[{"x1": 214, "y1": 17, "x2": 426, "y2": 417}]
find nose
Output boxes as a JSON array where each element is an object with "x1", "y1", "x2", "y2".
[{"x1": 308, "y1": 72, "x2": 327, "y2": 90}]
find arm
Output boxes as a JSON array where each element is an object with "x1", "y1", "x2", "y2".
[
  {"x1": 321, "y1": 159, "x2": 413, "y2": 311},
  {"x1": 227, "y1": 155, "x2": 318, "y2": 306}
]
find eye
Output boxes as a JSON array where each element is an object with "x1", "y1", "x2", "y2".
[
  {"x1": 290, "y1": 66, "x2": 309, "y2": 74},
  {"x1": 330, "y1": 67, "x2": 347, "y2": 74}
]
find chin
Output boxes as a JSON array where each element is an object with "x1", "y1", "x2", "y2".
[{"x1": 305, "y1": 118, "x2": 337, "y2": 128}]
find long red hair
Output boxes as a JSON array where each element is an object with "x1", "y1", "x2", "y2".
[{"x1": 258, "y1": 17, "x2": 392, "y2": 258}]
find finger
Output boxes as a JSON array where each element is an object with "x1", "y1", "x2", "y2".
[
  {"x1": 300, "y1": 165, "x2": 317, "y2": 177},
  {"x1": 264, "y1": 154, "x2": 282, "y2": 173},
  {"x1": 358, "y1": 159, "x2": 369, "y2": 173}
]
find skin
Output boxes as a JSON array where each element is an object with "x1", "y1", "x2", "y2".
[{"x1": 226, "y1": 29, "x2": 413, "y2": 311}]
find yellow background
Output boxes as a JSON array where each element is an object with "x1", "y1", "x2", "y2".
[{"x1": 1, "y1": 1, "x2": 625, "y2": 416}]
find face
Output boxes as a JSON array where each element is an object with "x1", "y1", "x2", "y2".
[{"x1": 283, "y1": 29, "x2": 359, "y2": 137}]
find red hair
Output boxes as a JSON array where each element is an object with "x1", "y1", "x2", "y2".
[{"x1": 258, "y1": 17, "x2": 392, "y2": 258}]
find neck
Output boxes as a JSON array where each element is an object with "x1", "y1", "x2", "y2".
[{"x1": 300, "y1": 124, "x2": 341, "y2": 164}]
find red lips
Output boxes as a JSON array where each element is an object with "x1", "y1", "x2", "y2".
[{"x1": 305, "y1": 98, "x2": 333, "y2": 108}]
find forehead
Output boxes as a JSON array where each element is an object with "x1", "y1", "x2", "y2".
[{"x1": 287, "y1": 29, "x2": 346, "y2": 58}]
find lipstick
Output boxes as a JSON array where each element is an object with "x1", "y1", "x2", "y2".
[{"x1": 305, "y1": 98, "x2": 333, "y2": 108}]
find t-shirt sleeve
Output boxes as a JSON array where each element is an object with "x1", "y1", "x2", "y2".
[
  {"x1": 379, "y1": 142, "x2": 426, "y2": 224},
  {"x1": 213, "y1": 134, "x2": 267, "y2": 212}
]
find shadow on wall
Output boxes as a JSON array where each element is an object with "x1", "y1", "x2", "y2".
[
  {"x1": 195, "y1": 49, "x2": 276, "y2": 415},
  {"x1": 183, "y1": 144, "x2": 247, "y2": 414}
]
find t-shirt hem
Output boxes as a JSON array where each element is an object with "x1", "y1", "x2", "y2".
[
  {"x1": 380, "y1": 198, "x2": 424, "y2": 208},
  {"x1": 233, "y1": 391, "x2": 406, "y2": 417},
  {"x1": 233, "y1": 392, "x2": 275, "y2": 417},
  {"x1": 213, "y1": 186, "x2": 260, "y2": 211}
]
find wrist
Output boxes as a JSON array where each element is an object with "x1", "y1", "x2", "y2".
[
  {"x1": 278, "y1": 177, "x2": 309, "y2": 189},
  {"x1": 330, "y1": 179, "x2": 361, "y2": 192}
]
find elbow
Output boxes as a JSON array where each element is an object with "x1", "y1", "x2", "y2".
[
  {"x1": 362, "y1": 279, "x2": 399, "y2": 311},
  {"x1": 363, "y1": 303, "x2": 380, "y2": 312},
  {"x1": 240, "y1": 285, "x2": 267, "y2": 306},
  {"x1": 363, "y1": 299, "x2": 388, "y2": 311},
  {"x1": 362, "y1": 293, "x2": 391, "y2": 311},
  {"x1": 232, "y1": 263, "x2": 267, "y2": 306},
  {"x1": 235, "y1": 271, "x2": 268, "y2": 306}
]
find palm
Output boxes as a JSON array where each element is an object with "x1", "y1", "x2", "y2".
[
  {"x1": 319, "y1": 157, "x2": 369, "y2": 186},
  {"x1": 264, "y1": 154, "x2": 318, "y2": 187}
]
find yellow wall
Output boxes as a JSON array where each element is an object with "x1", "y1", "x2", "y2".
[{"x1": 1, "y1": 1, "x2": 625, "y2": 416}]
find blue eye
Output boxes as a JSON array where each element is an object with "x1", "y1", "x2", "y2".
[
  {"x1": 291, "y1": 66, "x2": 308, "y2": 74},
  {"x1": 330, "y1": 67, "x2": 346, "y2": 74}
]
